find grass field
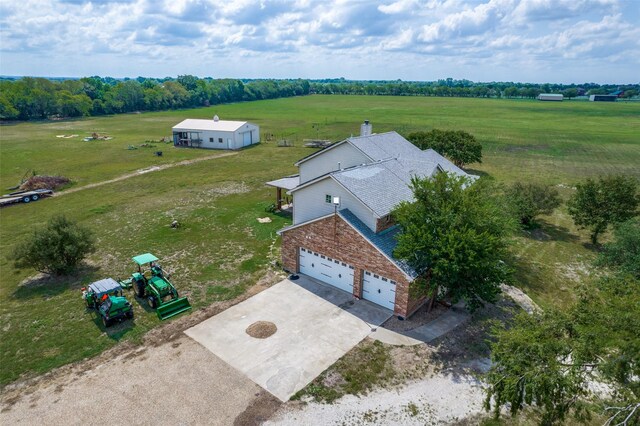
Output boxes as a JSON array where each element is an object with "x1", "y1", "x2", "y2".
[{"x1": 1, "y1": 95, "x2": 639, "y2": 386}]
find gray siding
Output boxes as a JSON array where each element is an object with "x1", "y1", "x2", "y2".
[
  {"x1": 293, "y1": 178, "x2": 376, "y2": 230},
  {"x1": 299, "y1": 143, "x2": 370, "y2": 184}
]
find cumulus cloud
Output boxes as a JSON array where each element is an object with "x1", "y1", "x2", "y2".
[{"x1": 0, "y1": 0, "x2": 637, "y2": 82}]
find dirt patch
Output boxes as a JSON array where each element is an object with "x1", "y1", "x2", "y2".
[
  {"x1": 233, "y1": 390, "x2": 281, "y2": 426},
  {"x1": 382, "y1": 302, "x2": 449, "y2": 333},
  {"x1": 19, "y1": 175, "x2": 70, "y2": 191},
  {"x1": 246, "y1": 321, "x2": 277, "y2": 339}
]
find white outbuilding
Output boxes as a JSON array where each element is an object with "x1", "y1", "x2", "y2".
[
  {"x1": 537, "y1": 93, "x2": 563, "y2": 101},
  {"x1": 172, "y1": 115, "x2": 260, "y2": 150}
]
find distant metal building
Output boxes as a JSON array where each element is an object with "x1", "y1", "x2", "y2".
[
  {"x1": 538, "y1": 93, "x2": 563, "y2": 101},
  {"x1": 589, "y1": 95, "x2": 617, "y2": 102},
  {"x1": 172, "y1": 115, "x2": 260, "y2": 150}
]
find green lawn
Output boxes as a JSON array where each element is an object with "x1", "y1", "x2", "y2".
[{"x1": 1, "y1": 95, "x2": 638, "y2": 386}]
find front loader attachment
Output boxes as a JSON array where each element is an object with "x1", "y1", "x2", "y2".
[{"x1": 156, "y1": 296, "x2": 191, "y2": 320}]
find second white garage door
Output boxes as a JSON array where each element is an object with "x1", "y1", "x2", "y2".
[
  {"x1": 362, "y1": 271, "x2": 397, "y2": 311},
  {"x1": 299, "y1": 247, "x2": 354, "y2": 294}
]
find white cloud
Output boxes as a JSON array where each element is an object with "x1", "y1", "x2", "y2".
[{"x1": 0, "y1": 0, "x2": 637, "y2": 82}]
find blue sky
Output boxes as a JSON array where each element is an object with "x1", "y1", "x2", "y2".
[{"x1": 1, "y1": 0, "x2": 638, "y2": 83}]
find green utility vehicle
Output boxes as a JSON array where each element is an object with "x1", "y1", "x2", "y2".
[
  {"x1": 83, "y1": 278, "x2": 134, "y2": 327},
  {"x1": 126, "y1": 253, "x2": 191, "y2": 320}
]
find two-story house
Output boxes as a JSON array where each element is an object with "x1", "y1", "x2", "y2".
[{"x1": 275, "y1": 122, "x2": 473, "y2": 319}]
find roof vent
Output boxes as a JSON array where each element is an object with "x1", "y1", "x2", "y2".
[
  {"x1": 213, "y1": 115, "x2": 219, "y2": 122},
  {"x1": 360, "y1": 120, "x2": 372, "y2": 137}
]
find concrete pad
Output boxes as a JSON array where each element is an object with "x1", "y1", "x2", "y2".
[
  {"x1": 293, "y1": 274, "x2": 393, "y2": 326},
  {"x1": 185, "y1": 279, "x2": 373, "y2": 402},
  {"x1": 368, "y1": 326, "x2": 422, "y2": 346},
  {"x1": 406, "y1": 304, "x2": 471, "y2": 343}
]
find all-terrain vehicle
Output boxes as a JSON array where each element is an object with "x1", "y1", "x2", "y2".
[
  {"x1": 83, "y1": 278, "x2": 134, "y2": 327},
  {"x1": 124, "y1": 253, "x2": 191, "y2": 320}
]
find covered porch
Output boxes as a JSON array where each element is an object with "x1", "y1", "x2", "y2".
[{"x1": 265, "y1": 174, "x2": 299, "y2": 211}]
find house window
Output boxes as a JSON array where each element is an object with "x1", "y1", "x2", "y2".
[
  {"x1": 325, "y1": 194, "x2": 332, "y2": 203},
  {"x1": 208, "y1": 137, "x2": 213, "y2": 142},
  {"x1": 218, "y1": 138, "x2": 223, "y2": 143}
]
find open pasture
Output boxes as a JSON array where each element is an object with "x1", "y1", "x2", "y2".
[{"x1": 1, "y1": 95, "x2": 638, "y2": 386}]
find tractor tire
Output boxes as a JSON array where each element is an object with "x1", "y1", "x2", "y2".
[
  {"x1": 102, "y1": 316, "x2": 111, "y2": 328},
  {"x1": 147, "y1": 296, "x2": 157, "y2": 309},
  {"x1": 126, "y1": 309, "x2": 134, "y2": 319},
  {"x1": 134, "y1": 282, "x2": 145, "y2": 298}
]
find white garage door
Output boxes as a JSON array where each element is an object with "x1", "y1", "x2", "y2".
[
  {"x1": 362, "y1": 271, "x2": 396, "y2": 311},
  {"x1": 242, "y1": 131, "x2": 252, "y2": 146},
  {"x1": 299, "y1": 247, "x2": 354, "y2": 294}
]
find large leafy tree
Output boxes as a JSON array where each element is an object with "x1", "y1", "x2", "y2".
[
  {"x1": 486, "y1": 273, "x2": 640, "y2": 425},
  {"x1": 393, "y1": 173, "x2": 515, "y2": 312},
  {"x1": 506, "y1": 182, "x2": 562, "y2": 227},
  {"x1": 11, "y1": 215, "x2": 96, "y2": 275},
  {"x1": 597, "y1": 218, "x2": 640, "y2": 279},
  {"x1": 567, "y1": 175, "x2": 638, "y2": 245},
  {"x1": 407, "y1": 129, "x2": 482, "y2": 168}
]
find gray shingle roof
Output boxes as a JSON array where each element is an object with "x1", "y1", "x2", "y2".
[
  {"x1": 339, "y1": 209, "x2": 417, "y2": 279},
  {"x1": 347, "y1": 131, "x2": 423, "y2": 161}
]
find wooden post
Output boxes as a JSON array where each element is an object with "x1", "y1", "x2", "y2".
[{"x1": 276, "y1": 187, "x2": 282, "y2": 210}]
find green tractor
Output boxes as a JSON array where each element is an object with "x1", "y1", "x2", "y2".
[
  {"x1": 126, "y1": 253, "x2": 191, "y2": 320},
  {"x1": 83, "y1": 278, "x2": 134, "y2": 327}
]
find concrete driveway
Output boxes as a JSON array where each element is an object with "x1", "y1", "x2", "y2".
[{"x1": 185, "y1": 276, "x2": 392, "y2": 401}]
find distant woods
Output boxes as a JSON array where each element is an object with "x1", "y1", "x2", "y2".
[
  {"x1": 1, "y1": 75, "x2": 638, "y2": 121},
  {"x1": 0, "y1": 76, "x2": 311, "y2": 120}
]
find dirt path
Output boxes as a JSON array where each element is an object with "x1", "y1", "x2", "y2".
[{"x1": 56, "y1": 151, "x2": 238, "y2": 197}]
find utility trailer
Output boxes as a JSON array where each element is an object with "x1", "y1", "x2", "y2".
[{"x1": 0, "y1": 189, "x2": 53, "y2": 207}]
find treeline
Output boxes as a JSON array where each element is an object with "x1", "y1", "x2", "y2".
[
  {"x1": 310, "y1": 78, "x2": 640, "y2": 99},
  {"x1": 2, "y1": 75, "x2": 638, "y2": 121},
  {"x1": 0, "y1": 76, "x2": 310, "y2": 120}
]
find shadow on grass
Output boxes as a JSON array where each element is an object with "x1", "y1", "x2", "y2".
[
  {"x1": 522, "y1": 219, "x2": 580, "y2": 244},
  {"x1": 464, "y1": 168, "x2": 490, "y2": 178},
  {"x1": 90, "y1": 314, "x2": 136, "y2": 341},
  {"x1": 12, "y1": 263, "x2": 100, "y2": 300}
]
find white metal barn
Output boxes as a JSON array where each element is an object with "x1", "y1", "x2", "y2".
[
  {"x1": 537, "y1": 93, "x2": 563, "y2": 101},
  {"x1": 172, "y1": 116, "x2": 259, "y2": 150}
]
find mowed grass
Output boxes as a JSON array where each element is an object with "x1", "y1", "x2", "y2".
[{"x1": 1, "y1": 95, "x2": 638, "y2": 386}]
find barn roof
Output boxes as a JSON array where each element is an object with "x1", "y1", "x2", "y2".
[{"x1": 172, "y1": 118, "x2": 249, "y2": 132}]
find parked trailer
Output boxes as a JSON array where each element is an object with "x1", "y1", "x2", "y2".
[{"x1": 0, "y1": 189, "x2": 53, "y2": 207}]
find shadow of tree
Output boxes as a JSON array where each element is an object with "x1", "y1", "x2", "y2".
[
  {"x1": 429, "y1": 298, "x2": 518, "y2": 382},
  {"x1": 12, "y1": 263, "x2": 100, "y2": 300},
  {"x1": 521, "y1": 219, "x2": 581, "y2": 244}
]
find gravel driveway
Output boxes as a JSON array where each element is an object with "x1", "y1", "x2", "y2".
[{"x1": 0, "y1": 336, "x2": 277, "y2": 425}]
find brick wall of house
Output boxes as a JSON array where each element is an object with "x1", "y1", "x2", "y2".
[
  {"x1": 281, "y1": 214, "x2": 423, "y2": 318},
  {"x1": 375, "y1": 215, "x2": 396, "y2": 233}
]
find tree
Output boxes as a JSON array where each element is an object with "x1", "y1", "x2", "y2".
[
  {"x1": 506, "y1": 182, "x2": 562, "y2": 227},
  {"x1": 393, "y1": 173, "x2": 515, "y2": 312},
  {"x1": 11, "y1": 215, "x2": 96, "y2": 275},
  {"x1": 407, "y1": 129, "x2": 482, "y2": 168},
  {"x1": 597, "y1": 218, "x2": 640, "y2": 278},
  {"x1": 567, "y1": 175, "x2": 639, "y2": 245},
  {"x1": 485, "y1": 273, "x2": 640, "y2": 425}
]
